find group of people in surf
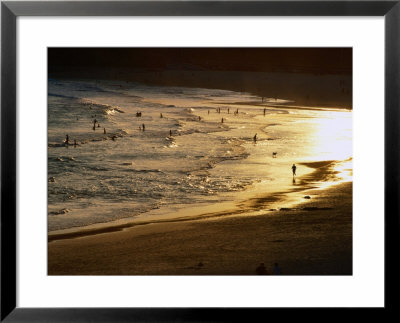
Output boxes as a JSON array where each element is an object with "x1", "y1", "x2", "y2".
[
  {"x1": 65, "y1": 106, "x2": 299, "y2": 178},
  {"x1": 216, "y1": 107, "x2": 239, "y2": 115}
]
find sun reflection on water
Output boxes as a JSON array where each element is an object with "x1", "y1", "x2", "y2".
[{"x1": 301, "y1": 110, "x2": 352, "y2": 189}]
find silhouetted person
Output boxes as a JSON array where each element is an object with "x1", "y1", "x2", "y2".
[
  {"x1": 160, "y1": 113, "x2": 163, "y2": 118},
  {"x1": 273, "y1": 263, "x2": 281, "y2": 275},
  {"x1": 292, "y1": 164, "x2": 297, "y2": 177},
  {"x1": 253, "y1": 134, "x2": 257, "y2": 142},
  {"x1": 65, "y1": 134, "x2": 69, "y2": 145},
  {"x1": 199, "y1": 116, "x2": 201, "y2": 121},
  {"x1": 256, "y1": 263, "x2": 268, "y2": 275},
  {"x1": 221, "y1": 118, "x2": 224, "y2": 123},
  {"x1": 142, "y1": 124, "x2": 145, "y2": 131},
  {"x1": 170, "y1": 130, "x2": 172, "y2": 137},
  {"x1": 104, "y1": 128, "x2": 106, "y2": 134}
]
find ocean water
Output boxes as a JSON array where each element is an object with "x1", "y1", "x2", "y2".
[{"x1": 48, "y1": 79, "x2": 352, "y2": 232}]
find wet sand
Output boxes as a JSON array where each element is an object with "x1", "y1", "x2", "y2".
[{"x1": 48, "y1": 179, "x2": 352, "y2": 275}]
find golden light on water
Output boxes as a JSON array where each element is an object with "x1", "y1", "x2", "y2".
[
  {"x1": 305, "y1": 110, "x2": 352, "y2": 188},
  {"x1": 308, "y1": 111, "x2": 352, "y2": 161}
]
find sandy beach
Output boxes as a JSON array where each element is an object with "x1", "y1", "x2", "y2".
[
  {"x1": 47, "y1": 49, "x2": 353, "y2": 277},
  {"x1": 48, "y1": 176, "x2": 352, "y2": 275}
]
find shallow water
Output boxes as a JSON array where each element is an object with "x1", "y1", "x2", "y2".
[{"x1": 48, "y1": 79, "x2": 352, "y2": 232}]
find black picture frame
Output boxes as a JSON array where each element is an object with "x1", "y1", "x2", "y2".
[{"x1": 1, "y1": 1, "x2": 399, "y2": 321}]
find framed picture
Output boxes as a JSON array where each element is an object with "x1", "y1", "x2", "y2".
[{"x1": 1, "y1": 1, "x2": 398, "y2": 321}]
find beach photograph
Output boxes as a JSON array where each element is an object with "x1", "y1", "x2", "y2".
[{"x1": 47, "y1": 48, "x2": 352, "y2": 275}]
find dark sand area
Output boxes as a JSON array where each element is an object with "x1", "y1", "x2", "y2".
[{"x1": 48, "y1": 181, "x2": 352, "y2": 276}]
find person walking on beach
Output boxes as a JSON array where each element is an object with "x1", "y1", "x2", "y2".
[
  {"x1": 170, "y1": 130, "x2": 172, "y2": 137},
  {"x1": 273, "y1": 263, "x2": 281, "y2": 275},
  {"x1": 142, "y1": 124, "x2": 145, "y2": 131},
  {"x1": 104, "y1": 128, "x2": 106, "y2": 134},
  {"x1": 65, "y1": 134, "x2": 69, "y2": 145},
  {"x1": 292, "y1": 164, "x2": 297, "y2": 177},
  {"x1": 253, "y1": 133, "x2": 257, "y2": 143},
  {"x1": 255, "y1": 263, "x2": 269, "y2": 275}
]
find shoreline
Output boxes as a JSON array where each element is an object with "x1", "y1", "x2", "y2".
[{"x1": 48, "y1": 158, "x2": 349, "y2": 243}]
